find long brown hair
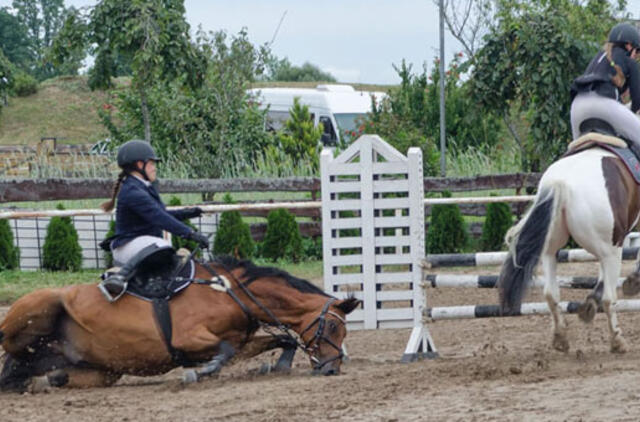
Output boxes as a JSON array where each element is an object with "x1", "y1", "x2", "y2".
[{"x1": 100, "y1": 171, "x2": 127, "y2": 212}]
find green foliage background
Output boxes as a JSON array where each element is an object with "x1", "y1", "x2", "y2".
[
  {"x1": 0, "y1": 218, "x2": 20, "y2": 270},
  {"x1": 42, "y1": 204, "x2": 83, "y2": 271},
  {"x1": 261, "y1": 208, "x2": 303, "y2": 262}
]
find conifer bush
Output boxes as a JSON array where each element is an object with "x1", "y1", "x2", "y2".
[
  {"x1": 0, "y1": 218, "x2": 19, "y2": 270},
  {"x1": 261, "y1": 208, "x2": 303, "y2": 262},
  {"x1": 426, "y1": 192, "x2": 468, "y2": 254},
  {"x1": 42, "y1": 204, "x2": 83, "y2": 271},
  {"x1": 213, "y1": 194, "x2": 254, "y2": 258},
  {"x1": 168, "y1": 196, "x2": 200, "y2": 253},
  {"x1": 103, "y1": 220, "x2": 116, "y2": 268},
  {"x1": 481, "y1": 200, "x2": 513, "y2": 251}
]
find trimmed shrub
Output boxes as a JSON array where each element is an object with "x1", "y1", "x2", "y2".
[
  {"x1": 42, "y1": 204, "x2": 82, "y2": 271},
  {"x1": 213, "y1": 194, "x2": 254, "y2": 258},
  {"x1": 301, "y1": 236, "x2": 323, "y2": 261},
  {"x1": 0, "y1": 218, "x2": 19, "y2": 270},
  {"x1": 426, "y1": 192, "x2": 468, "y2": 254},
  {"x1": 261, "y1": 208, "x2": 303, "y2": 262},
  {"x1": 12, "y1": 71, "x2": 38, "y2": 97},
  {"x1": 168, "y1": 196, "x2": 200, "y2": 254},
  {"x1": 481, "y1": 200, "x2": 513, "y2": 251},
  {"x1": 103, "y1": 219, "x2": 116, "y2": 268}
]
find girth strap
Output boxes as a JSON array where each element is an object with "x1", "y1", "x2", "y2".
[{"x1": 151, "y1": 298, "x2": 194, "y2": 367}]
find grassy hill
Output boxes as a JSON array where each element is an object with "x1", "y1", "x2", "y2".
[
  {"x1": 0, "y1": 76, "x2": 393, "y2": 147},
  {"x1": 0, "y1": 76, "x2": 113, "y2": 146}
]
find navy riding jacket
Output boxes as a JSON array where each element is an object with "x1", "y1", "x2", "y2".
[{"x1": 110, "y1": 176, "x2": 194, "y2": 250}]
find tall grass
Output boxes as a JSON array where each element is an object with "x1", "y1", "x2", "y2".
[{"x1": 445, "y1": 137, "x2": 522, "y2": 177}]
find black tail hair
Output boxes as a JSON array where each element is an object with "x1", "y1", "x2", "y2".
[{"x1": 499, "y1": 188, "x2": 555, "y2": 315}]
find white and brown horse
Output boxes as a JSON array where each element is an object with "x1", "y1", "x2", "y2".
[{"x1": 499, "y1": 134, "x2": 640, "y2": 353}]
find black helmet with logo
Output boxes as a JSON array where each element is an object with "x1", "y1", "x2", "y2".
[
  {"x1": 609, "y1": 22, "x2": 640, "y2": 49},
  {"x1": 116, "y1": 139, "x2": 162, "y2": 168}
]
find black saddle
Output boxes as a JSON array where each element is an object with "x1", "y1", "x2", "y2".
[{"x1": 127, "y1": 248, "x2": 194, "y2": 301}]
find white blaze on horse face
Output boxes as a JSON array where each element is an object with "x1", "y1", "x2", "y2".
[{"x1": 540, "y1": 148, "x2": 615, "y2": 255}]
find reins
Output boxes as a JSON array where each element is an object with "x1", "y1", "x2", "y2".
[{"x1": 198, "y1": 258, "x2": 345, "y2": 370}]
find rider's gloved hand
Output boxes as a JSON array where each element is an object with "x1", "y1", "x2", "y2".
[
  {"x1": 183, "y1": 207, "x2": 203, "y2": 219},
  {"x1": 186, "y1": 231, "x2": 209, "y2": 249}
]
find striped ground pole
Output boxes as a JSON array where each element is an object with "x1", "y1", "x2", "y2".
[
  {"x1": 426, "y1": 299, "x2": 640, "y2": 320},
  {"x1": 424, "y1": 247, "x2": 640, "y2": 268},
  {"x1": 424, "y1": 274, "x2": 625, "y2": 289}
]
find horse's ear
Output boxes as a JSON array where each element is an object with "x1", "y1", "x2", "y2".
[{"x1": 335, "y1": 297, "x2": 361, "y2": 315}]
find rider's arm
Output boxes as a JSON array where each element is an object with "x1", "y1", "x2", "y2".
[
  {"x1": 625, "y1": 56, "x2": 640, "y2": 113},
  {"x1": 126, "y1": 187, "x2": 194, "y2": 238}
]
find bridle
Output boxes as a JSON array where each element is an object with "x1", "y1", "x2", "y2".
[{"x1": 199, "y1": 261, "x2": 347, "y2": 371}]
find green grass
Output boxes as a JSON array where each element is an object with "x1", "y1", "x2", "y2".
[
  {"x1": 0, "y1": 260, "x2": 323, "y2": 305},
  {"x1": 0, "y1": 75, "x2": 127, "y2": 146},
  {"x1": 0, "y1": 270, "x2": 102, "y2": 304}
]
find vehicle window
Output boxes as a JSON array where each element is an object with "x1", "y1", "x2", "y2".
[
  {"x1": 319, "y1": 115, "x2": 337, "y2": 142},
  {"x1": 265, "y1": 111, "x2": 291, "y2": 132},
  {"x1": 334, "y1": 113, "x2": 366, "y2": 142}
]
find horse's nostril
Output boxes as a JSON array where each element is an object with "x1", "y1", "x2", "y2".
[{"x1": 323, "y1": 367, "x2": 338, "y2": 376}]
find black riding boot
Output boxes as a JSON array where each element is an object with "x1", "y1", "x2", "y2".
[{"x1": 98, "y1": 244, "x2": 173, "y2": 303}]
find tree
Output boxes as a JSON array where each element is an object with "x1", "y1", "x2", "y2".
[
  {"x1": 0, "y1": 218, "x2": 20, "y2": 270},
  {"x1": 469, "y1": 0, "x2": 625, "y2": 171},
  {"x1": 51, "y1": 0, "x2": 207, "y2": 142},
  {"x1": 265, "y1": 56, "x2": 336, "y2": 82},
  {"x1": 98, "y1": 29, "x2": 274, "y2": 178},
  {"x1": 436, "y1": 0, "x2": 496, "y2": 57},
  {"x1": 277, "y1": 97, "x2": 324, "y2": 171},
  {"x1": 42, "y1": 204, "x2": 83, "y2": 271},
  {"x1": 0, "y1": 7, "x2": 33, "y2": 70},
  {"x1": 11, "y1": 0, "x2": 79, "y2": 79}
]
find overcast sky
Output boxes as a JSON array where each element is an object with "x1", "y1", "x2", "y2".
[{"x1": 2, "y1": 0, "x2": 640, "y2": 85}]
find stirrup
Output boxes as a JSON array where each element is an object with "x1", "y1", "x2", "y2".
[{"x1": 98, "y1": 277, "x2": 128, "y2": 303}]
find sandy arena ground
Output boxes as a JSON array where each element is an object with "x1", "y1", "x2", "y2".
[{"x1": 3, "y1": 261, "x2": 640, "y2": 421}]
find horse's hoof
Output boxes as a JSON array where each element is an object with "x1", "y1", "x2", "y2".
[
  {"x1": 28, "y1": 376, "x2": 51, "y2": 394},
  {"x1": 258, "y1": 363, "x2": 272, "y2": 375},
  {"x1": 611, "y1": 334, "x2": 629, "y2": 354},
  {"x1": 622, "y1": 273, "x2": 640, "y2": 297},
  {"x1": 46, "y1": 370, "x2": 69, "y2": 387},
  {"x1": 182, "y1": 369, "x2": 199, "y2": 384},
  {"x1": 577, "y1": 298, "x2": 597, "y2": 323},
  {"x1": 552, "y1": 332, "x2": 570, "y2": 353}
]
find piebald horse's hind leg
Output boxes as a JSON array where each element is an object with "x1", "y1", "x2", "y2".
[
  {"x1": 600, "y1": 252, "x2": 628, "y2": 353},
  {"x1": 541, "y1": 254, "x2": 569, "y2": 352}
]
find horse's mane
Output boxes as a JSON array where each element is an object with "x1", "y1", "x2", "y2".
[{"x1": 211, "y1": 255, "x2": 330, "y2": 297}]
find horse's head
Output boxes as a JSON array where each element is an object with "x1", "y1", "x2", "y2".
[{"x1": 299, "y1": 297, "x2": 360, "y2": 376}]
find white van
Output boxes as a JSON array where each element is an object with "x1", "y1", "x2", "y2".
[{"x1": 248, "y1": 84, "x2": 386, "y2": 146}]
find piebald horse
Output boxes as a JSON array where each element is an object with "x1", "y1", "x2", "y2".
[
  {"x1": 0, "y1": 256, "x2": 360, "y2": 392},
  {"x1": 499, "y1": 133, "x2": 640, "y2": 353}
]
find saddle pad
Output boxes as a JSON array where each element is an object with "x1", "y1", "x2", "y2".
[{"x1": 568, "y1": 132, "x2": 627, "y2": 152}]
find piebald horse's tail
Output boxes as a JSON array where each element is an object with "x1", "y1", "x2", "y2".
[{"x1": 498, "y1": 183, "x2": 565, "y2": 315}]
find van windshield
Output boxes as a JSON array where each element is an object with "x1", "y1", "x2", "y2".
[{"x1": 334, "y1": 113, "x2": 367, "y2": 141}]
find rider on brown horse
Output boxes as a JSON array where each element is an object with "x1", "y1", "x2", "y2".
[{"x1": 99, "y1": 140, "x2": 208, "y2": 302}]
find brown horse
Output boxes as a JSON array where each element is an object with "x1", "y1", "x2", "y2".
[{"x1": 0, "y1": 256, "x2": 360, "y2": 392}]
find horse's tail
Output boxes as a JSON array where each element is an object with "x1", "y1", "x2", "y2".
[
  {"x1": 0, "y1": 288, "x2": 66, "y2": 355},
  {"x1": 498, "y1": 183, "x2": 565, "y2": 315}
]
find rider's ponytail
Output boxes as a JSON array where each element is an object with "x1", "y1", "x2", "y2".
[{"x1": 100, "y1": 171, "x2": 127, "y2": 212}]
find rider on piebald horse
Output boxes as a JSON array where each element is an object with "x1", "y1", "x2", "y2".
[
  {"x1": 99, "y1": 139, "x2": 209, "y2": 302},
  {"x1": 571, "y1": 22, "x2": 640, "y2": 150}
]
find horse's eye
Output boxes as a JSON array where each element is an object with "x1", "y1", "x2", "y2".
[{"x1": 328, "y1": 320, "x2": 337, "y2": 334}]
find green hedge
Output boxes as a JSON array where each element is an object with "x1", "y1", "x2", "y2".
[
  {"x1": 0, "y1": 219, "x2": 19, "y2": 270},
  {"x1": 42, "y1": 204, "x2": 82, "y2": 271},
  {"x1": 261, "y1": 208, "x2": 302, "y2": 262}
]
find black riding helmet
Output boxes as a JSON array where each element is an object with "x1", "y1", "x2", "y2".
[
  {"x1": 609, "y1": 22, "x2": 640, "y2": 50},
  {"x1": 116, "y1": 139, "x2": 162, "y2": 168}
]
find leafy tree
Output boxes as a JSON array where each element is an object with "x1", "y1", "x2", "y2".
[
  {"x1": 265, "y1": 56, "x2": 336, "y2": 82},
  {"x1": 42, "y1": 203, "x2": 82, "y2": 271},
  {"x1": 277, "y1": 97, "x2": 324, "y2": 171},
  {"x1": 481, "y1": 200, "x2": 513, "y2": 251},
  {"x1": 469, "y1": 0, "x2": 625, "y2": 171},
  {"x1": 0, "y1": 218, "x2": 20, "y2": 270},
  {"x1": 0, "y1": 48, "x2": 13, "y2": 109},
  {"x1": 99, "y1": 29, "x2": 274, "y2": 178},
  {"x1": 11, "y1": 0, "x2": 79, "y2": 79},
  {"x1": 51, "y1": 0, "x2": 207, "y2": 142},
  {"x1": 0, "y1": 7, "x2": 33, "y2": 70}
]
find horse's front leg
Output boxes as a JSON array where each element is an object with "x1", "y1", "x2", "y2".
[
  {"x1": 182, "y1": 340, "x2": 235, "y2": 383},
  {"x1": 541, "y1": 254, "x2": 569, "y2": 352},
  {"x1": 622, "y1": 248, "x2": 640, "y2": 296},
  {"x1": 601, "y1": 253, "x2": 628, "y2": 353},
  {"x1": 577, "y1": 279, "x2": 603, "y2": 323},
  {"x1": 237, "y1": 334, "x2": 298, "y2": 374}
]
